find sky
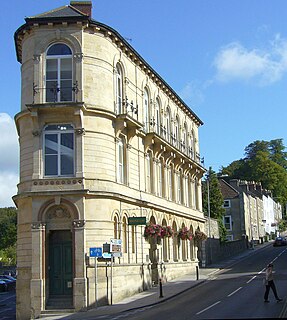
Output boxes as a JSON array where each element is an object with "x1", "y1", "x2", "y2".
[{"x1": 1, "y1": 0, "x2": 287, "y2": 207}]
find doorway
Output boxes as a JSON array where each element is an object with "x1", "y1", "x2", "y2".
[{"x1": 48, "y1": 230, "x2": 73, "y2": 307}]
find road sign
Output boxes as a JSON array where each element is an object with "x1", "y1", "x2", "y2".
[
  {"x1": 90, "y1": 247, "x2": 102, "y2": 258},
  {"x1": 110, "y1": 239, "x2": 122, "y2": 253},
  {"x1": 128, "y1": 217, "x2": 146, "y2": 225}
]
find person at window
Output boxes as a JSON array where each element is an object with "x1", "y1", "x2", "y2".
[{"x1": 264, "y1": 263, "x2": 282, "y2": 302}]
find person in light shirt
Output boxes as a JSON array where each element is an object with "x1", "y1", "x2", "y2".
[{"x1": 264, "y1": 263, "x2": 282, "y2": 302}]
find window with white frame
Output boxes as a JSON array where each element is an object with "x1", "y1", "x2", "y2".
[
  {"x1": 223, "y1": 200, "x2": 231, "y2": 208},
  {"x1": 157, "y1": 160, "x2": 163, "y2": 197},
  {"x1": 44, "y1": 124, "x2": 74, "y2": 177},
  {"x1": 166, "y1": 108, "x2": 171, "y2": 142},
  {"x1": 46, "y1": 43, "x2": 73, "y2": 102},
  {"x1": 115, "y1": 63, "x2": 123, "y2": 114},
  {"x1": 146, "y1": 152, "x2": 152, "y2": 193},
  {"x1": 177, "y1": 172, "x2": 182, "y2": 204},
  {"x1": 144, "y1": 88, "x2": 150, "y2": 132},
  {"x1": 226, "y1": 234, "x2": 233, "y2": 241},
  {"x1": 167, "y1": 166, "x2": 173, "y2": 200},
  {"x1": 223, "y1": 215, "x2": 232, "y2": 231},
  {"x1": 117, "y1": 138, "x2": 125, "y2": 184},
  {"x1": 155, "y1": 98, "x2": 161, "y2": 135},
  {"x1": 174, "y1": 117, "x2": 179, "y2": 148}
]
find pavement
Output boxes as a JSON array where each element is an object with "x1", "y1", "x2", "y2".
[{"x1": 40, "y1": 241, "x2": 287, "y2": 319}]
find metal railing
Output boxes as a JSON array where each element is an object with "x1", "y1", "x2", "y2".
[{"x1": 33, "y1": 81, "x2": 79, "y2": 103}]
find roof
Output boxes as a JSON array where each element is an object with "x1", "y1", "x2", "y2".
[
  {"x1": 26, "y1": 5, "x2": 88, "y2": 20},
  {"x1": 219, "y1": 179, "x2": 239, "y2": 199}
]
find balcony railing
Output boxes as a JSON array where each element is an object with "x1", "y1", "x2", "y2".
[
  {"x1": 116, "y1": 96, "x2": 138, "y2": 120},
  {"x1": 144, "y1": 119, "x2": 204, "y2": 165},
  {"x1": 33, "y1": 81, "x2": 79, "y2": 103}
]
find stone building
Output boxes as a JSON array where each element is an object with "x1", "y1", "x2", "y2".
[
  {"x1": 219, "y1": 179, "x2": 281, "y2": 243},
  {"x1": 13, "y1": 2, "x2": 206, "y2": 319}
]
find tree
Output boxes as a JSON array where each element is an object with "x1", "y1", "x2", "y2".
[
  {"x1": 0, "y1": 207, "x2": 17, "y2": 265},
  {"x1": 220, "y1": 139, "x2": 287, "y2": 214},
  {"x1": 202, "y1": 167, "x2": 226, "y2": 241}
]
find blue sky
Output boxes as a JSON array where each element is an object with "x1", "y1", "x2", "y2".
[{"x1": 1, "y1": 0, "x2": 287, "y2": 207}]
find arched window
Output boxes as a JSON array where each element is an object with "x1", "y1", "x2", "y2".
[
  {"x1": 162, "y1": 219, "x2": 169, "y2": 262},
  {"x1": 166, "y1": 108, "x2": 171, "y2": 142},
  {"x1": 117, "y1": 137, "x2": 126, "y2": 184},
  {"x1": 189, "y1": 225, "x2": 195, "y2": 260},
  {"x1": 174, "y1": 116, "x2": 180, "y2": 148},
  {"x1": 46, "y1": 43, "x2": 73, "y2": 102},
  {"x1": 177, "y1": 170, "x2": 182, "y2": 204},
  {"x1": 155, "y1": 98, "x2": 161, "y2": 135},
  {"x1": 181, "y1": 223, "x2": 187, "y2": 261},
  {"x1": 122, "y1": 216, "x2": 128, "y2": 253},
  {"x1": 190, "y1": 130, "x2": 195, "y2": 159},
  {"x1": 172, "y1": 221, "x2": 178, "y2": 261},
  {"x1": 144, "y1": 88, "x2": 150, "y2": 132},
  {"x1": 167, "y1": 165, "x2": 173, "y2": 201},
  {"x1": 146, "y1": 151, "x2": 152, "y2": 193},
  {"x1": 115, "y1": 63, "x2": 123, "y2": 114},
  {"x1": 157, "y1": 159, "x2": 163, "y2": 197},
  {"x1": 44, "y1": 124, "x2": 74, "y2": 176},
  {"x1": 114, "y1": 215, "x2": 119, "y2": 239},
  {"x1": 182, "y1": 123, "x2": 188, "y2": 152}
]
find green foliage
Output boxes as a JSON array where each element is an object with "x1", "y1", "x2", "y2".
[
  {"x1": 0, "y1": 245, "x2": 16, "y2": 265},
  {"x1": 220, "y1": 139, "x2": 287, "y2": 212},
  {"x1": 0, "y1": 207, "x2": 17, "y2": 251},
  {"x1": 278, "y1": 219, "x2": 287, "y2": 233},
  {"x1": 202, "y1": 167, "x2": 226, "y2": 241}
]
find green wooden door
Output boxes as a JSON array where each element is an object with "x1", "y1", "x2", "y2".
[{"x1": 49, "y1": 231, "x2": 72, "y2": 296}]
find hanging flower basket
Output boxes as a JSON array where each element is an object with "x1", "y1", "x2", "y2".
[
  {"x1": 161, "y1": 226, "x2": 174, "y2": 238},
  {"x1": 177, "y1": 227, "x2": 193, "y2": 241},
  {"x1": 194, "y1": 230, "x2": 207, "y2": 244},
  {"x1": 144, "y1": 223, "x2": 163, "y2": 244}
]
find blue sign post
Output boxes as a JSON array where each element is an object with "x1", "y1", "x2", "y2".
[
  {"x1": 90, "y1": 247, "x2": 102, "y2": 258},
  {"x1": 89, "y1": 247, "x2": 102, "y2": 307}
]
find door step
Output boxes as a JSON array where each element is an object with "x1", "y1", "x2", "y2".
[{"x1": 40, "y1": 309, "x2": 74, "y2": 319}]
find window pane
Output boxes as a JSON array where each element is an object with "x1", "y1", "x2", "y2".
[
  {"x1": 47, "y1": 44, "x2": 72, "y2": 56},
  {"x1": 45, "y1": 134, "x2": 58, "y2": 155},
  {"x1": 45, "y1": 155, "x2": 58, "y2": 176},
  {"x1": 46, "y1": 80, "x2": 58, "y2": 102},
  {"x1": 61, "y1": 154, "x2": 74, "y2": 175},
  {"x1": 46, "y1": 59, "x2": 58, "y2": 80},
  {"x1": 60, "y1": 59, "x2": 72, "y2": 80},
  {"x1": 60, "y1": 80, "x2": 72, "y2": 101},
  {"x1": 61, "y1": 133, "x2": 74, "y2": 152}
]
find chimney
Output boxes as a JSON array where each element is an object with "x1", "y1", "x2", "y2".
[{"x1": 70, "y1": 1, "x2": 92, "y2": 18}]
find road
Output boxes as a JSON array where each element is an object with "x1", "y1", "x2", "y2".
[
  {"x1": 0, "y1": 291, "x2": 16, "y2": 320},
  {"x1": 109, "y1": 245, "x2": 287, "y2": 320}
]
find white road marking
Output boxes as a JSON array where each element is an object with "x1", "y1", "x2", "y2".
[
  {"x1": 228, "y1": 287, "x2": 242, "y2": 297},
  {"x1": 196, "y1": 301, "x2": 221, "y2": 315},
  {"x1": 247, "y1": 275, "x2": 257, "y2": 283}
]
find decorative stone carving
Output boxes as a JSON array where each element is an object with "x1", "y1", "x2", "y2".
[
  {"x1": 48, "y1": 206, "x2": 71, "y2": 220},
  {"x1": 33, "y1": 54, "x2": 41, "y2": 63},
  {"x1": 73, "y1": 52, "x2": 84, "y2": 61},
  {"x1": 32, "y1": 130, "x2": 40, "y2": 136},
  {"x1": 75, "y1": 128, "x2": 85, "y2": 135},
  {"x1": 31, "y1": 222, "x2": 46, "y2": 230},
  {"x1": 73, "y1": 220, "x2": 86, "y2": 228}
]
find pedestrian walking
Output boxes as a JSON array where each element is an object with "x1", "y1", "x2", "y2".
[{"x1": 264, "y1": 263, "x2": 282, "y2": 302}]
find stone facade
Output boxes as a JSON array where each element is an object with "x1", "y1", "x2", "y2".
[{"x1": 14, "y1": 2, "x2": 206, "y2": 319}]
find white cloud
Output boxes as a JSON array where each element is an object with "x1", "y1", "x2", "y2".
[
  {"x1": 0, "y1": 113, "x2": 19, "y2": 207},
  {"x1": 213, "y1": 35, "x2": 287, "y2": 85},
  {"x1": 179, "y1": 81, "x2": 205, "y2": 106}
]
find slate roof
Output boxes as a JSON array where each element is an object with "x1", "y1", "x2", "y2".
[
  {"x1": 27, "y1": 5, "x2": 87, "y2": 20},
  {"x1": 219, "y1": 179, "x2": 239, "y2": 199}
]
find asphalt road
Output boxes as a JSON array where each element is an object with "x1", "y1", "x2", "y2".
[
  {"x1": 0, "y1": 291, "x2": 16, "y2": 320},
  {"x1": 110, "y1": 245, "x2": 287, "y2": 320}
]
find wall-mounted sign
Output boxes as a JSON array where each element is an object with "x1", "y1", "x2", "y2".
[{"x1": 128, "y1": 217, "x2": 146, "y2": 225}]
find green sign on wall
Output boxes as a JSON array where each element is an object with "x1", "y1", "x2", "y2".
[{"x1": 128, "y1": 217, "x2": 146, "y2": 225}]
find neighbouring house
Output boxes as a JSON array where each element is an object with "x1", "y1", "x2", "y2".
[
  {"x1": 219, "y1": 178, "x2": 282, "y2": 243},
  {"x1": 13, "y1": 1, "x2": 206, "y2": 319}
]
